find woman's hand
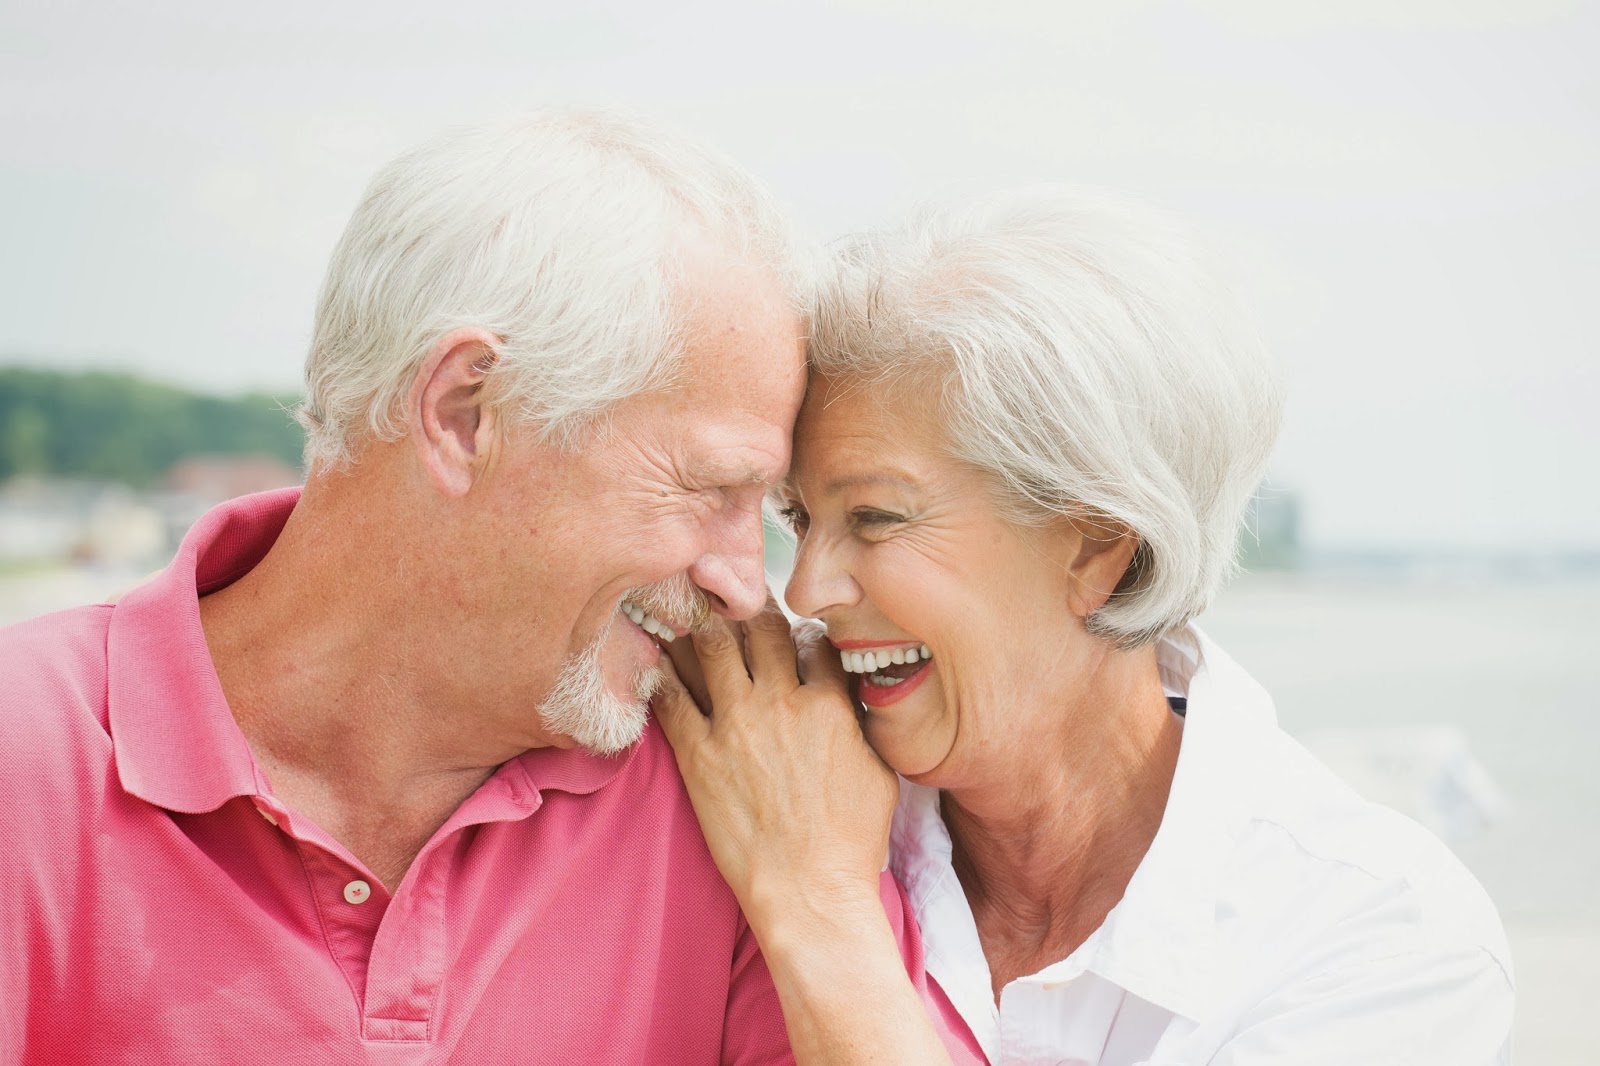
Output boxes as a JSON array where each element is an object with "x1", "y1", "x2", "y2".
[
  {"x1": 652, "y1": 602, "x2": 899, "y2": 931},
  {"x1": 655, "y1": 604, "x2": 957, "y2": 1065}
]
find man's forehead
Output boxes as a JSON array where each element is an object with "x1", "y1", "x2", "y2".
[
  {"x1": 636, "y1": 257, "x2": 806, "y2": 486},
  {"x1": 676, "y1": 261, "x2": 806, "y2": 397},
  {"x1": 689, "y1": 420, "x2": 794, "y2": 485}
]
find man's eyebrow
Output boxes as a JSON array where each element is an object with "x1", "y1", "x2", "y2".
[{"x1": 697, "y1": 463, "x2": 779, "y2": 487}]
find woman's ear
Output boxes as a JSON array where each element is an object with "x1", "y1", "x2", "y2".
[
  {"x1": 1062, "y1": 516, "x2": 1140, "y2": 621},
  {"x1": 409, "y1": 327, "x2": 500, "y2": 497}
]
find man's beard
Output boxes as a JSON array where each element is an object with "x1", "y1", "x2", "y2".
[
  {"x1": 535, "y1": 576, "x2": 710, "y2": 755},
  {"x1": 538, "y1": 609, "x2": 663, "y2": 755}
]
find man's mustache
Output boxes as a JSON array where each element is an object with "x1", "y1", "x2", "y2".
[{"x1": 624, "y1": 576, "x2": 714, "y2": 635}]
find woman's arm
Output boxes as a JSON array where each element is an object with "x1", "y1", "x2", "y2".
[{"x1": 653, "y1": 605, "x2": 957, "y2": 1065}]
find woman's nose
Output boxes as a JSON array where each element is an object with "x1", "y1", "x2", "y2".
[{"x1": 782, "y1": 535, "x2": 858, "y2": 620}]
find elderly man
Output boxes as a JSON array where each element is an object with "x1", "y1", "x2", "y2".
[{"x1": 0, "y1": 112, "x2": 946, "y2": 1064}]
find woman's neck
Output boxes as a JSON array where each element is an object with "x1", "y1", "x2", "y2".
[{"x1": 938, "y1": 643, "x2": 1185, "y2": 992}]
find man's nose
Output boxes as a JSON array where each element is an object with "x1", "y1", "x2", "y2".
[{"x1": 686, "y1": 510, "x2": 769, "y2": 621}]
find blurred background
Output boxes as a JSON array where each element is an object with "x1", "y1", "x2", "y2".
[{"x1": 2, "y1": 1, "x2": 1595, "y2": 1059}]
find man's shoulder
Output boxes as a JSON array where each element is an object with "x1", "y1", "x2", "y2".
[
  {"x1": 608, "y1": 716, "x2": 702, "y2": 822},
  {"x1": 0, "y1": 604, "x2": 116, "y2": 779},
  {"x1": 520, "y1": 716, "x2": 699, "y2": 828},
  {"x1": 0, "y1": 602, "x2": 114, "y2": 696}
]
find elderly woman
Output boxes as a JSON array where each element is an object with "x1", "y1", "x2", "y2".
[{"x1": 653, "y1": 188, "x2": 1513, "y2": 1065}]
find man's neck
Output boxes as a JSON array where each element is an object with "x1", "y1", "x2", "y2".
[{"x1": 198, "y1": 473, "x2": 561, "y2": 889}]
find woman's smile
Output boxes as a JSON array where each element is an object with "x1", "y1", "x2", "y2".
[{"x1": 835, "y1": 639, "x2": 936, "y2": 707}]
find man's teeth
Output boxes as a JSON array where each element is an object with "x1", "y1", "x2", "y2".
[
  {"x1": 620, "y1": 600, "x2": 678, "y2": 642},
  {"x1": 840, "y1": 645, "x2": 932, "y2": 675}
]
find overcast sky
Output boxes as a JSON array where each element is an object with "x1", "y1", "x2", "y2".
[{"x1": 2, "y1": 0, "x2": 1595, "y2": 552}]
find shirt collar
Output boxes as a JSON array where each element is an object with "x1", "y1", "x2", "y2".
[
  {"x1": 108, "y1": 487, "x2": 637, "y2": 814},
  {"x1": 508, "y1": 728, "x2": 643, "y2": 798},
  {"x1": 108, "y1": 488, "x2": 299, "y2": 813},
  {"x1": 890, "y1": 624, "x2": 1279, "y2": 1023}
]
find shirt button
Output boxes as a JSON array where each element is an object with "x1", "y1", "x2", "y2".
[{"x1": 343, "y1": 880, "x2": 372, "y2": 905}]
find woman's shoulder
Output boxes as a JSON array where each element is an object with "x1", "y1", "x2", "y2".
[
  {"x1": 1177, "y1": 633, "x2": 1511, "y2": 1020},
  {"x1": 1161, "y1": 703, "x2": 1513, "y2": 1060},
  {"x1": 1199, "y1": 753, "x2": 1513, "y2": 1058},
  {"x1": 1216, "y1": 723, "x2": 1511, "y2": 989}
]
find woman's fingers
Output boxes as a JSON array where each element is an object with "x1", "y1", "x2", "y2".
[
  {"x1": 651, "y1": 654, "x2": 711, "y2": 752},
  {"x1": 664, "y1": 630, "x2": 712, "y2": 713},
  {"x1": 690, "y1": 618, "x2": 754, "y2": 702},
  {"x1": 653, "y1": 614, "x2": 900, "y2": 937},
  {"x1": 743, "y1": 596, "x2": 801, "y2": 692},
  {"x1": 794, "y1": 619, "x2": 849, "y2": 691}
]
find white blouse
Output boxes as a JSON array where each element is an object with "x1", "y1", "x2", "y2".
[{"x1": 889, "y1": 627, "x2": 1514, "y2": 1065}]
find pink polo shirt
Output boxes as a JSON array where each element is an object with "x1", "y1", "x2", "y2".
[{"x1": 0, "y1": 489, "x2": 984, "y2": 1065}]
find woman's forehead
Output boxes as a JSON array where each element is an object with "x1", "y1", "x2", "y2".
[
  {"x1": 797, "y1": 381, "x2": 918, "y2": 449},
  {"x1": 788, "y1": 379, "x2": 955, "y2": 493},
  {"x1": 798, "y1": 372, "x2": 944, "y2": 435}
]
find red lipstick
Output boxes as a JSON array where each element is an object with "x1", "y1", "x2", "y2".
[{"x1": 855, "y1": 658, "x2": 932, "y2": 709}]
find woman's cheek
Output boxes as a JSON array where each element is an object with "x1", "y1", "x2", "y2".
[{"x1": 864, "y1": 674, "x2": 957, "y2": 780}]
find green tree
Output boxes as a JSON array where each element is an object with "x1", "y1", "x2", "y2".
[{"x1": 0, "y1": 365, "x2": 304, "y2": 487}]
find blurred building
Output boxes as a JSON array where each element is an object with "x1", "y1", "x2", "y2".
[
  {"x1": 0, "y1": 477, "x2": 165, "y2": 568},
  {"x1": 165, "y1": 454, "x2": 301, "y2": 501},
  {"x1": 160, "y1": 453, "x2": 302, "y2": 546},
  {"x1": 0, "y1": 454, "x2": 300, "y2": 571}
]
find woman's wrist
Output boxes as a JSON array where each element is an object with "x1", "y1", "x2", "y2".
[
  {"x1": 746, "y1": 885, "x2": 956, "y2": 1066},
  {"x1": 754, "y1": 892, "x2": 905, "y2": 1005},
  {"x1": 742, "y1": 873, "x2": 891, "y2": 962}
]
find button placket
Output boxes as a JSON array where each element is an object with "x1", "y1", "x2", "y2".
[
  {"x1": 358, "y1": 836, "x2": 452, "y2": 1043},
  {"x1": 294, "y1": 843, "x2": 389, "y2": 1014}
]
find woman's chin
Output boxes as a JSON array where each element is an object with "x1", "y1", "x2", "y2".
[{"x1": 862, "y1": 717, "x2": 953, "y2": 783}]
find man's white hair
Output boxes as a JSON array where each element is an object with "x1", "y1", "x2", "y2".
[
  {"x1": 297, "y1": 109, "x2": 809, "y2": 470},
  {"x1": 810, "y1": 187, "x2": 1284, "y2": 648}
]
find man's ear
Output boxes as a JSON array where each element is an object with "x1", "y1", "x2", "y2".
[
  {"x1": 1062, "y1": 515, "x2": 1140, "y2": 621},
  {"x1": 409, "y1": 327, "x2": 500, "y2": 497}
]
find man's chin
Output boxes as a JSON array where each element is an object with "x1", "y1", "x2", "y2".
[
  {"x1": 539, "y1": 662, "x2": 662, "y2": 756},
  {"x1": 570, "y1": 695, "x2": 650, "y2": 755}
]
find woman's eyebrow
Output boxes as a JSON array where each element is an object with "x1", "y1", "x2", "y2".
[
  {"x1": 773, "y1": 468, "x2": 919, "y2": 501},
  {"x1": 822, "y1": 472, "x2": 918, "y2": 495}
]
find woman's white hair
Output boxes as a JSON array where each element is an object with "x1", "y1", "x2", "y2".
[
  {"x1": 811, "y1": 187, "x2": 1284, "y2": 648},
  {"x1": 298, "y1": 109, "x2": 808, "y2": 470}
]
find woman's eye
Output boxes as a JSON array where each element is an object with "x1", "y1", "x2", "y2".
[
  {"x1": 775, "y1": 505, "x2": 810, "y2": 533},
  {"x1": 848, "y1": 508, "x2": 905, "y2": 531}
]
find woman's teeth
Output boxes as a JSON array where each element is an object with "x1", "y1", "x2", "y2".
[
  {"x1": 840, "y1": 645, "x2": 932, "y2": 675},
  {"x1": 620, "y1": 600, "x2": 678, "y2": 642}
]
